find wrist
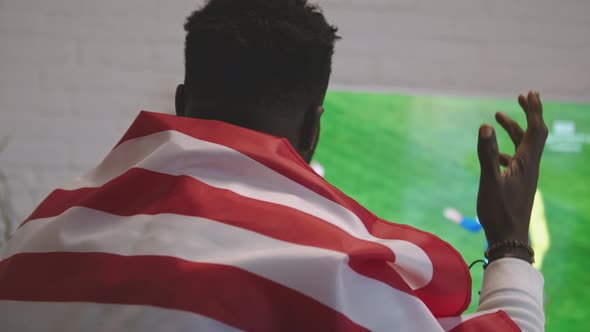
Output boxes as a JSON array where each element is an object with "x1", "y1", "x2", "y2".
[{"x1": 485, "y1": 228, "x2": 529, "y2": 244}]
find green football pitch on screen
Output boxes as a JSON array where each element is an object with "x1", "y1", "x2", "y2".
[{"x1": 315, "y1": 91, "x2": 590, "y2": 332}]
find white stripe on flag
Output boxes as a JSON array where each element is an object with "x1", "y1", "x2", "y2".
[
  {"x1": 0, "y1": 300, "x2": 240, "y2": 332},
  {"x1": 62, "y1": 130, "x2": 432, "y2": 290},
  {"x1": 3, "y1": 207, "x2": 444, "y2": 332}
]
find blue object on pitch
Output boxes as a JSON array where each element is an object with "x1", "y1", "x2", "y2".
[{"x1": 461, "y1": 217, "x2": 483, "y2": 233}]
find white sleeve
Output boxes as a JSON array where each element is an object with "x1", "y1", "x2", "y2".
[
  {"x1": 477, "y1": 258, "x2": 545, "y2": 332},
  {"x1": 437, "y1": 257, "x2": 545, "y2": 332}
]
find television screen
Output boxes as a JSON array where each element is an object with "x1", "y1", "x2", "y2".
[{"x1": 314, "y1": 91, "x2": 590, "y2": 331}]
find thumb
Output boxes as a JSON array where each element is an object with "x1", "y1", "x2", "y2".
[{"x1": 478, "y1": 124, "x2": 501, "y2": 180}]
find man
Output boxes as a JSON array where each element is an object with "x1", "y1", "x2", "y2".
[{"x1": 0, "y1": 1, "x2": 547, "y2": 331}]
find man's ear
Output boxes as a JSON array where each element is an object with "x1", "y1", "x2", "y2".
[
  {"x1": 300, "y1": 106, "x2": 324, "y2": 157},
  {"x1": 175, "y1": 84, "x2": 186, "y2": 117}
]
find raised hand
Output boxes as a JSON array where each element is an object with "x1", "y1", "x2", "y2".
[{"x1": 476, "y1": 91, "x2": 548, "y2": 252}]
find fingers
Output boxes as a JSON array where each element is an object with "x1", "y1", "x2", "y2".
[
  {"x1": 518, "y1": 94, "x2": 529, "y2": 113},
  {"x1": 499, "y1": 153, "x2": 512, "y2": 167},
  {"x1": 496, "y1": 112, "x2": 525, "y2": 148},
  {"x1": 524, "y1": 91, "x2": 547, "y2": 134},
  {"x1": 520, "y1": 91, "x2": 549, "y2": 161},
  {"x1": 478, "y1": 124, "x2": 501, "y2": 181}
]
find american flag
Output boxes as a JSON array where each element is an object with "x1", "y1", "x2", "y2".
[{"x1": 0, "y1": 111, "x2": 520, "y2": 331}]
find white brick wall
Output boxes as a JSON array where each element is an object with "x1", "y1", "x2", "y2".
[{"x1": 0, "y1": 0, "x2": 589, "y2": 231}]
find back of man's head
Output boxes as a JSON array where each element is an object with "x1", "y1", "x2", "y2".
[{"x1": 182, "y1": 0, "x2": 339, "y2": 130}]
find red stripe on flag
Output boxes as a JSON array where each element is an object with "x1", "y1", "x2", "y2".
[
  {"x1": 114, "y1": 111, "x2": 471, "y2": 316},
  {"x1": 448, "y1": 311, "x2": 521, "y2": 332},
  {"x1": 0, "y1": 252, "x2": 367, "y2": 332},
  {"x1": 115, "y1": 111, "x2": 378, "y2": 225},
  {"x1": 23, "y1": 168, "x2": 412, "y2": 295}
]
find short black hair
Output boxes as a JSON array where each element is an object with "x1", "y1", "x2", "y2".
[{"x1": 184, "y1": 0, "x2": 339, "y2": 121}]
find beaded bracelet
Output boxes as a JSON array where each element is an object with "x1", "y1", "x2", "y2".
[{"x1": 485, "y1": 240, "x2": 535, "y2": 264}]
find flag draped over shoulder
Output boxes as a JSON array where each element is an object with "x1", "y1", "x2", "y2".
[{"x1": 0, "y1": 111, "x2": 520, "y2": 331}]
